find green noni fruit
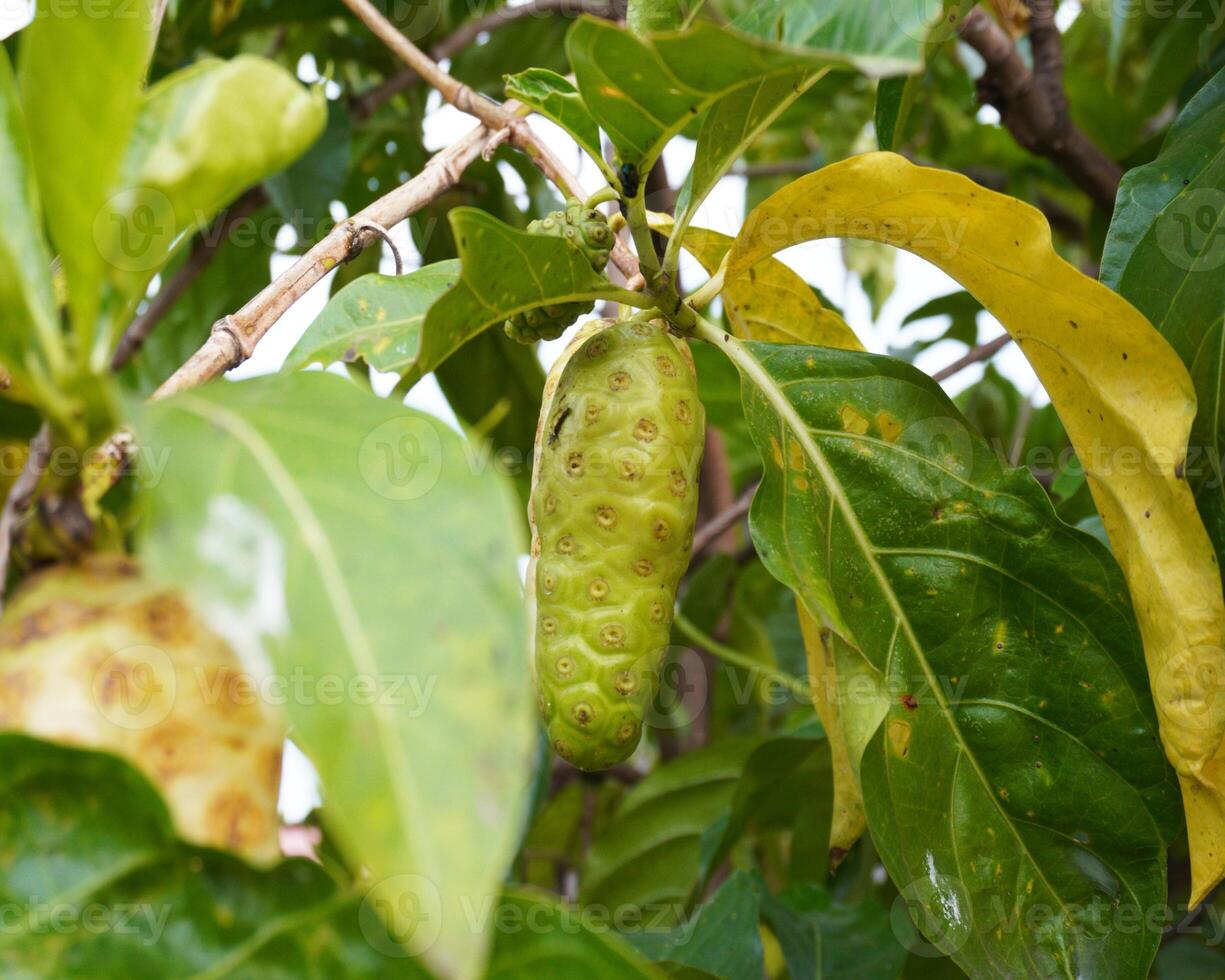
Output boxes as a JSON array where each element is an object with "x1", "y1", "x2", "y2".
[
  {"x1": 504, "y1": 200, "x2": 613, "y2": 344},
  {"x1": 528, "y1": 319, "x2": 705, "y2": 769}
]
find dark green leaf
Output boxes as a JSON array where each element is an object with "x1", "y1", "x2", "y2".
[
  {"x1": 874, "y1": 75, "x2": 909, "y2": 151},
  {"x1": 757, "y1": 877, "x2": 909, "y2": 980},
  {"x1": 730, "y1": 339, "x2": 1178, "y2": 976},
  {"x1": 435, "y1": 326, "x2": 545, "y2": 511},
  {"x1": 486, "y1": 890, "x2": 666, "y2": 978},
  {"x1": 265, "y1": 98, "x2": 352, "y2": 245},
  {"x1": 582, "y1": 738, "x2": 760, "y2": 918},
  {"x1": 623, "y1": 871, "x2": 764, "y2": 980},
  {"x1": 566, "y1": 17, "x2": 832, "y2": 170},
  {"x1": 0, "y1": 735, "x2": 420, "y2": 978}
]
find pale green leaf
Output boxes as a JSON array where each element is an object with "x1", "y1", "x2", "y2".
[
  {"x1": 18, "y1": 0, "x2": 152, "y2": 361},
  {"x1": 285, "y1": 261, "x2": 461, "y2": 374},
  {"x1": 137, "y1": 373, "x2": 534, "y2": 980}
]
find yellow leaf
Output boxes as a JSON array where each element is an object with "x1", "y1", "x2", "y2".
[
  {"x1": 650, "y1": 216, "x2": 863, "y2": 349},
  {"x1": 727, "y1": 151, "x2": 1225, "y2": 903}
]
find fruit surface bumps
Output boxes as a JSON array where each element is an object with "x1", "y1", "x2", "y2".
[
  {"x1": 528, "y1": 319, "x2": 705, "y2": 769},
  {"x1": 504, "y1": 199, "x2": 613, "y2": 344},
  {"x1": 0, "y1": 555, "x2": 285, "y2": 863}
]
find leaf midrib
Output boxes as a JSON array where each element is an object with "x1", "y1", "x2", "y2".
[
  {"x1": 736, "y1": 338, "x2": 1075, "y2": 922},
  {"x1": 171, "y1": 394, "x2": 428, "y2": 884}
]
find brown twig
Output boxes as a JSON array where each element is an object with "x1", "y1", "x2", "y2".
[
  {"x1": 153, "y1": 124, "x2": 492, "y2": 398},
  {"x1": 692, "y1": 482, "x2": 757, "y2": 558},
  {"x1": 155, "y1": 0, "x2": 637, "y2": 399},
  {"x1": 930, "y1": 332, "x2": 1012, "y2": 383},
  {"x1": 351, "y1": 0, "x2": 621, "y2": 121},
  {"x1": 0, "y1": 424, "x2": 52, "y2": 614},
  {"x1": 111, "y1": 188, "x2": 267, "y2": 372},
  {"x1": 959, "y1": 5, "x2": 1122, "y2": 210},
  {"x1": 341, "y1": 0, "x2": 637, "y2": 278}
]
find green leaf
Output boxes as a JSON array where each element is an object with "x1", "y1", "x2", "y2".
[
  {"x1": 581, "y1": 738, "x2": 760, "y2": 917},
  {"x1": 566, "y1": 17, "x2": 837, "y2": 171},
  {"x1": 0, "y1": 734, "x2": 420, "y2": 978},
  {"x1": 718, "y1": 336, "x2": 1177, "y2": 976},
  {"x1": 697, "y1": 725, "x2": 832, "y2": 886},
  {"x1": 503, "y1": 69, "x2": 608, "y2": 177},
  {"x1": 627, "y1": 0, "x2": 690, "y2": 36},
  {"x1": 1101, "y1": 65, "x2": 1225, "y2": 575},
  {"x1": 623, "y1": 871, "x2": 764, "y2": 980},
  {"x1": 672, "y1": 71, "x2": 825, "y2": 251},
  {"x1": 137, "y1": 373, "x2": 534, "y2": 980},
  {"x1": 874, "y1": 75, "x2": 909, "y2": 151},
  {"x1": 285, "y1": 261, "x2": 461, "y2": 374},
  {"x1": 435, "y1": 327, "x2": 545, "y2": 512},
  {"x1": 733, "y1": 0, "x2": 964, "y2": 75},
  {"x1": 417, "y1": 208, "x2": 631, "y2": 389},
  {"x1": 265, "y1": 98, "x2": 352, "y2": 245},
  {"x1": 103, "y1": 54, "x2": 325, "y2": 324},
  {"x1": 485, "y1": 890, "x2": 667, "y2": 979},
  {"x1": 757, "y1": 878, "x2": 909, "y2": 980},
  {"x1": 0, "y1": 48, "x2": 60, "y2": 395},
  {"x1": 18, "y1": 0, "x2": 152, "y2": 362}
]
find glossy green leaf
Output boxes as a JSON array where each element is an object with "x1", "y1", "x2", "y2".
[
  {"x1": 0, "y1": 48, "x2": 60, "y2": 394},
  {"x1": 417, "y1": 208, "x2": 632, "y2": 389},
  {"x1": 874, "y1": 75, "x2": 910, "y2": 151},
  {"x1": 566, "y1": 17, "x2": 836, "y2": 170},
  {"x1": 0, "y1": 734, "x2": 418, "y2": 978},
  {"x1": 581, "y1": 738, "x2": 760, "y2": 917},
  {"x1": 18, "y1": 0, "x2": 151, "y2": 359},
  {"x1": 485, "y1": 890, "x2": 666, "y2": 979},
  {"x1": 623, "y1": 871, "x2": 763, "y2": 980},
  {"x1": 627, "y1": 0, "x2": 689, "y2": 36},
  {"x1": 719, "y1": 336, "x2": 1177, "y2": 977},
  {"x1": 285, "y1": 261, "x2": 461, "y2": 374},
  {"x1": 503, "y1": 69, "x2": 608, "y2": 177},
  {"x1": 137, "y1": 373, "x2": 534, "y2": 980},
  {"x1": 103, "y1": 54, "x2": 325, "y2": 324},
  {"x1": 1101, "y1": 65, "x2": 1225, "y2": 574},
  {"x1": 265, "y1": 98, "x2": 352, "y2": 245}
]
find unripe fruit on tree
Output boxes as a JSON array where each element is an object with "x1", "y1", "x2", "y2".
[
  {"x1": 504, "y1": 199, "x2": 613, "y2": 345},
  {"x1": 527, "y1": 319, "x2": 705, "y2": 770},
  {"x1": 0, "y1": 556, "x2": 285, "y2": 863}
]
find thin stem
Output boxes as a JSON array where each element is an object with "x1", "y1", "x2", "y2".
[
  {"x1": 0, "y1": 424, "x2": 52, "y2": 615},
  {"x1": 674, "y1": 611, "x2": 809, "y2": 700},
  {"x1": 685, "y1": 251, "x2": 730, "y2": 309},
  {"x1": 153, "y1": 124, "x2": 492, "y2": 398},
  {"x1": 929, "y1": 333, "x2": 1012, "y2": 383},
  {"x1": 626, "y1": 188, "x2": 661, "y2": 283},
  {"x1": 691, "y1": 482, "x2": 757, "y2": 557}
]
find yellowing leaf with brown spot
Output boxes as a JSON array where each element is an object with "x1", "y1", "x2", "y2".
[{"x1": 728, "y1": 150, "x2": 1225, "y2": 903}]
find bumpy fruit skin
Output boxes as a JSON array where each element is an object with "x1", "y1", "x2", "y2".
[
  {"x1": 528, "y1": 319, "x2": 705, "y2": 770},
  {"x1": 504, "y1": 200, "x2": 613, "y2": 345},
  {"x1": 0, "y1": 556, "x2": 285, "y2": 863}
]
